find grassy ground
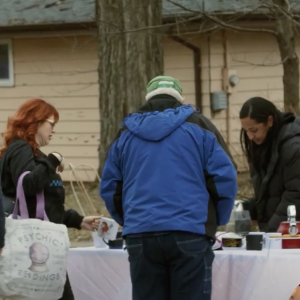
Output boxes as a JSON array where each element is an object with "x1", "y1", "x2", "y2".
[{"x1": 65, "y1": 171, "x2": 256, "y2": 244}]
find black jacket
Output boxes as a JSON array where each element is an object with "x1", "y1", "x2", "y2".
[
  {"x1": 0, "y1": 139, "x2": 84, "y2": 229},
  {"x1": 243, "y1": 113, "x2": 300, "y2": 232},
  {"x1": 0, "y1": 188, "x2": 4, "y2": 248}
]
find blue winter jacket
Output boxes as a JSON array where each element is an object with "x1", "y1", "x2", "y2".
[{"x1": 100, "y1": 97, "x2": 237, "y2": 238}]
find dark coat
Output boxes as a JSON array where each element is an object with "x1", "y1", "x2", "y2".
[
  {"x1": 243, "y1": 113, "x2": 300, "y2": 232},
  {"x1": 1, "y1": 139, "x2": 84, "y2": 229},
  {"x1": 0, "y1": 189, "x2": 4, "y2": 248}
]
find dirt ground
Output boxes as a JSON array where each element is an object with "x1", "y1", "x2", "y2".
[
  {"x1": 64, "y1": 181, "x2": 110, "y2": 244},
  {"x1": 65, "y1": 171, "x2": 255, "y2": 246}
]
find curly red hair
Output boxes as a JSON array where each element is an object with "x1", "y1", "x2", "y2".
[{"x1": 1, "y1": 98, "x2": 59, "y2": 157}]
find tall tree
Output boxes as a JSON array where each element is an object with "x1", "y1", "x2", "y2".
[
  {"x1": 96, "y1": 0, "x2": 164, "y2": 174},
  {"x1": 272, "y1": 0, "x2": 299, "y2": 114}
]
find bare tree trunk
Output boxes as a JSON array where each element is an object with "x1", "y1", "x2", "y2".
[
  {"x1": 96, "y1": 0, "x2": 164, "y2": 175},
  {"x1": 123, "y1": 0, "x2": 164, "y2": 112},
  {"x1": 96, "y1": 0, "x2": 127, "y2": 175},
  {"x1": 272, "y1": 0, "x2": 300, "y2": 114}
]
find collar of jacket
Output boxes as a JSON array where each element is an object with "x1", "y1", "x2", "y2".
[{"x1": 137, "y1": 95, "x2": 183, "y2": 113}]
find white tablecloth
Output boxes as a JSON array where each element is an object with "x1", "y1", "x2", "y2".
[{"x1": 68, "y1": 247, "x2": 300, "y2": 300}]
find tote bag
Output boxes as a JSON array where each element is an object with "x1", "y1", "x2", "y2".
[{"x1": 0, "y1": 171, "x2": 70, "y2": 300}]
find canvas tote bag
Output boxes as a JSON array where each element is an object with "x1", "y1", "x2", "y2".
[{"x1": 0, "y1": 171, "x2": 70, "y2": 300}]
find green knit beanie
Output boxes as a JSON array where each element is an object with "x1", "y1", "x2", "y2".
[{"x1": 145, "y1": 76, "x2": 183, "y2": 102}]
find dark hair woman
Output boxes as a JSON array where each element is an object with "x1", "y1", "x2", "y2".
[
  {"x1": 0, "y1": 98, "x2": 101, "y2": 300},
  {"x1": 239, "y1": 97, "x2": 300, "y2": 232}
]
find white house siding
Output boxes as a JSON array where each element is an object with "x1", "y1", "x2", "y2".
[{"x1": 0, "y1": 30, "x2": 292, "y2": 179}]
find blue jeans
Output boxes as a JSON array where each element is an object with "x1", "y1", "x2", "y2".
[{"x1": 125, "y1": 231, "x2": 214, "y2": 300}]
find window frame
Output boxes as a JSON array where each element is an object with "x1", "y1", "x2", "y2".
[{"x1": 0, "y1": 39, "x2": 14, "y2": 87}]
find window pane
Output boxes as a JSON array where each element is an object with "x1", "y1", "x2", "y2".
[{"x1": 0, "y1": 44, "x2": 9, "y2": 79}]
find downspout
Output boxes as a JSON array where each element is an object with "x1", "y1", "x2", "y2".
[
  {"x1": 222, "y1": 30, "x2": 230, "y2": 146},
  {"x1": 207, "y1": 35, "x2": 213, "y2": 118},
  {"x1": 170, "y1": 36, "x2": 202, "y2": 112}
]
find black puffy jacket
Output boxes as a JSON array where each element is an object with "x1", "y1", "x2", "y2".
[
  {"x1": 244, "y1": 113, "x2": 300, "y2": 232},
  {"x1": 0, "y1": 190, "x2": 4, "y2": 248}
]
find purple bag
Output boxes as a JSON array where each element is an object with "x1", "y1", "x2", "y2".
[{"x1": 11, "y1": 171, "x2": 49, "y2": 221}]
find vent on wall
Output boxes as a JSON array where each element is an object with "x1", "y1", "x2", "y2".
[{"x1": 211, "y1": 91, "x2": 228, "y2": 112}]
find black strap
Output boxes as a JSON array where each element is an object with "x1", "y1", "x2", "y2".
[{"x1": 0, "y1": 150, "x2": 15, "y2": 216}]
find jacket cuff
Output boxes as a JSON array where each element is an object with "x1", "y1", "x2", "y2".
[
  {"x1": 0, "y1": 235, "x2": 4, "y2": 248},
  {"x1": 73, "y1": 214, "x2": 85, "y2": 230},
  {"x1": 64, "y1": 209, "x2": 84, "y2": 229}
]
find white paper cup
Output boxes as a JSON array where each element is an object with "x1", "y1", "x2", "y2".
[{"x1": 265, "y1": 232, "x2": 282, "y2": 249}]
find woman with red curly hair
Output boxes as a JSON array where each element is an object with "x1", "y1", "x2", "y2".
[{"x1": 0, "y1": 98, "x2": 101, "y2": 300}]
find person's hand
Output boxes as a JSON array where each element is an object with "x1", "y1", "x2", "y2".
[
  {"x1": 51, "y1": 152, "x2": 65, "y2": 173},
  {"x1": 80, "y1": 216, "x2": 102, "y2": 231},
  {"x1": 57, "y1": 158, "x2": 65, "y2": 173},
  {"x1": 289, "y1": 285, "x2": 300, "y2": 300}
]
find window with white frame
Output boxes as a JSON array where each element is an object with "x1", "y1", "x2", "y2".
[{"x1": 0, "y1": 40, "x2": 14, "y2": 87}]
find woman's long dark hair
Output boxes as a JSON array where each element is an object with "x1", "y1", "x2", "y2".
[{"x1": 240, "y1": 97, "x2": 282, "y2": 173}]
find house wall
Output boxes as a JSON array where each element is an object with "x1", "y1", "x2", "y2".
[
  {"x1": 0, "y1": 35, "x2": 100, "y2": 181},
  {"x1": 0, "y1": 34, "x2": 201, "y2": 181},
  {"x1": 164, "y1": 34, "x2": 226, "y2": 122},
  {"x1": 163, "y1": 39, "x2": 196, "y2": 105},
  {"x1": 227, "y1": 32, "x2": 284, "y2": 170},
  {"x1": 0, "y1": 30, "x2": 289, "y2": 180},
  {"x1": 165, "y1": 31, "x2": 286, "y2": 171},
  {"x1": 164, "y1": 33, "x2": 231, "y2": 162}
]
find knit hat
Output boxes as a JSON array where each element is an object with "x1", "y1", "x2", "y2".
[{"x1": 145, "y1": 76, "x2": 184, "y2": 102}]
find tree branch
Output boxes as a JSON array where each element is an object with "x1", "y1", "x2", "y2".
[
  {"x1": 166, "y1": 0, "x2": 278, "y2": 35},
  {"x1": 97, "y1": 14, "x2": 204, "y2": 34},
  {"x1": 95, "y1": 0, "x2": 279, "y2": 35},
  {"x1": 261, "y1": 0, "x2": 300, "y2": 28},
  {"x1": 206, "y1": 14, "x2": 277, "y2": 35},
  {"x1": 168, "y1": 25, "x2": 220, "y2": 36},
  {"x1": 232, "y1": 56, "x2": 288, "y2": 67}
]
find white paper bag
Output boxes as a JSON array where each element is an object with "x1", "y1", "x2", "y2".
[
  {"x1": 97, "y1": 217, "x2": 118, "y2": 241},
  {"x1": 92, "y1": 231, "x2": 108, "y2": 248},
  {"x1": 0, "y1": 171, "x2": 70, "y2": 300}
]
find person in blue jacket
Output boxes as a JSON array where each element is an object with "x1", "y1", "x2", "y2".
[{"x1": 100, "y1": 76, "x2": 237, "y2": 300}]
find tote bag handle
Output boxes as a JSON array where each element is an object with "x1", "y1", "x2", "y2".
[{"x1": 12, "y1": 171, "x2": 49, "y2": 221}]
